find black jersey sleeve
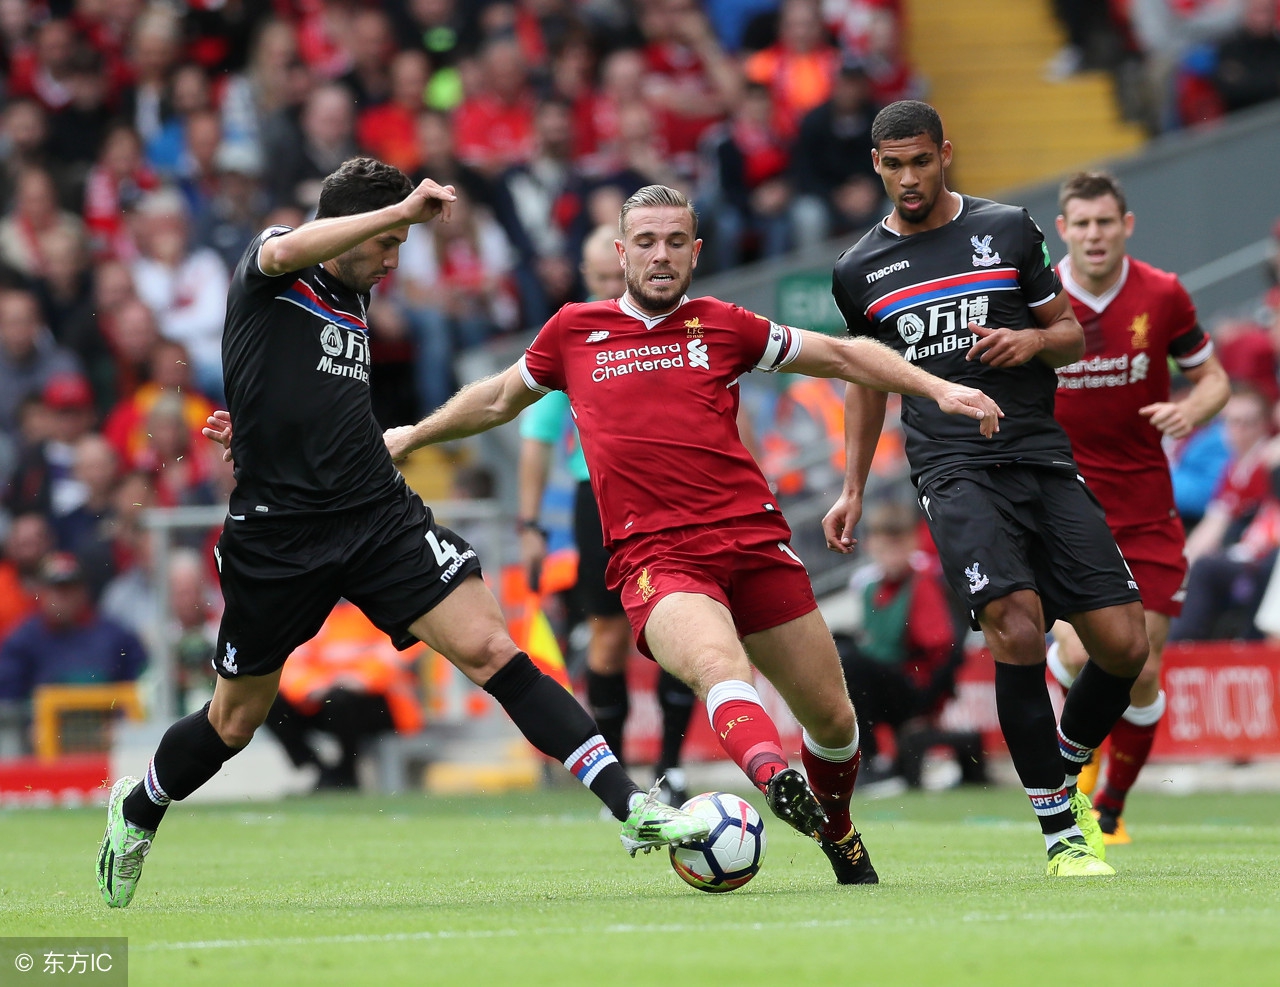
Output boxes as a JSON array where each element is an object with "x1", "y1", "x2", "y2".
[
  {"x1": 833, "y1": 264, "x2": 873, "y2": 337},
  {"x1": 238, "y1": 226, "x2": 296, "y2": 298},
  {"x1": 1017, "y1": 209, "x2": 1062, "y2": 308}
]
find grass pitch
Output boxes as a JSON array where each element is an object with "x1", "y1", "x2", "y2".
[{"x1": 3, "y1": 786, "x2": 1279, "y2": 986}]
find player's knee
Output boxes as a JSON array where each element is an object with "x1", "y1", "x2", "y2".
[
  {"x1": 982, "y1": 612, "x2": 1046, "y2": 665},
  {"x1": 458, "y1": 631, "x2": 522, "y2": 682},
  {"x1": 211, "y1": 706, "x2": 264, "y2": 749},
  {"x1": 1107, "y1": 624, "x2": 1149, "y2": 677}
]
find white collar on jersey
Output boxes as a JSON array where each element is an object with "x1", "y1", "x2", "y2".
[
  {"x1": 1059, "y1": 255, "x2": 1129, "y2": 314},
  {"x1": 619, "y1": 291, "x2": 689, "y2": 329}
]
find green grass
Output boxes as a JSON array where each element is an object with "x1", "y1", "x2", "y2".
[{"x1": 3, "y1": 787, "x2": 1280, "y2": 986}]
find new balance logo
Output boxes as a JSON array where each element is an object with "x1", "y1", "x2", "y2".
[{"x1": 586, "y1": 330, "x2": 610, "y2": 342}]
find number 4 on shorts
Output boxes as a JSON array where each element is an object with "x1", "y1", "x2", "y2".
[{"x1": 426, "y1": 530, "x2": 463, "y2": 566}]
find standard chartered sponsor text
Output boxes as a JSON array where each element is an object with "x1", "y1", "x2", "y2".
[{"x1": 593, "y1": 343, "x2": 684, "y2": 381}]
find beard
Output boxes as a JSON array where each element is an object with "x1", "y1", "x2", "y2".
[
  {"x1": 894, "y1": 191, "x2": 937, "y2": 224},
  {"x1": 624, "y1": 265, "x2": 691, "y2": 314}
]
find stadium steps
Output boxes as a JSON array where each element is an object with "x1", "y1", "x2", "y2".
[{"x1": 901, "y1": 0, "x2": 1147, "y2": 195}]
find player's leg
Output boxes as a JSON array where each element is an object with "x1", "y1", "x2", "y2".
[
  {"x1": 1090, "y1": 609, "x2": 1168, "y2": 837},
  {"x1": 403, "y1": 572, "x2": 707, "y2": 853},
  {"x1": 745, "y1": 609, "x2": 878, "y2": 884},
  {"x1": 1046, "y1": 619, "x2": 1103, "y2": 794}
]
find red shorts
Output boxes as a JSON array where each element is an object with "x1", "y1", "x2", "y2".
[
  {"x1": 1111, "y1": 516, "x2": 1188, "y2": 618},
  {"x1": 605, "y1": 512, "x2": 818, "y2": 658}
]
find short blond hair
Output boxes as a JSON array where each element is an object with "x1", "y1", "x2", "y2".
[{"x1": 618, "y1": 185, "x2": 698, "y2": 238}]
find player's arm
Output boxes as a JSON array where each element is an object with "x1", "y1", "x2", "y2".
[
  {"x1": 1140, "y1": 352, "x2": 1230, "y2": 440},
  {"x1": 822, "y1": 382, "x2": 888, "y2": 554},
  {"x1": 965, "y1": 291, "x2": 1084, "y2": 369},
  {"x1": 383, "y1": 363, "x2": 541, "y2": 461},
  {"x1": 258, "y1": 178, "x2": 457, "y2": 275},
  {"x1": 787, "y1": 329, "x2": 1003, "y2": 436}
]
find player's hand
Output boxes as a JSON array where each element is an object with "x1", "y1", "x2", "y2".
[
  {"x1": 965, "y1": 322, "x2": 1041, "y2": 367},
  {"x1": 822, "y1": 490, "x2": 864, "y2": 554},
  {"x1": 519, "y1": 528, "x2": 549, "y2": 592},
  {"x1": 935, "y1": 383, "x2": 1004, "y2": 437},
  {"x1": 400, "y1": 179, "x2": 457, "y2": 226},
  {"x1": 201, "y1": 410, "x2": 233, "y2": 463},
  {"x1": 383, "y1": 425, "x2": 417, "y2": 463},
  {"x1": 1139, "y1": 401, "x2": 1193, "y2": 439}
]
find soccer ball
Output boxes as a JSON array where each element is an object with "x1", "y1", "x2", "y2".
[{"x1": 669, "y1": 792, "x2": 766, "y2": 893}]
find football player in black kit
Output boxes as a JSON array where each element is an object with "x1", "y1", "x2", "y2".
[
  {"x1": 96, "y1": 158, "x2": 709, "y2": 908},
  {"x1": 823, "y1": 101, "x2": 1149, "y2": 877}
]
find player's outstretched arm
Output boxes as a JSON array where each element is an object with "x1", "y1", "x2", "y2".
[
  {"x1": 1140, "y1": 352, "x2": 1230, "y2": 439},
  {"x1": 258, "y1": 178, "x2": 457, "y2": 276},
  {"x1": 822, "y1": 383, "x2": 887, "y2": 554},
  {"x1": 384, "y1": 364, "x2": 541, "y2": 462},
  {"x1": 966, "y1": 291, "x2": 1084, "y2": 368},
  {"x1": 788, "y1": 330, "x2": 1003, "y2": 437}
]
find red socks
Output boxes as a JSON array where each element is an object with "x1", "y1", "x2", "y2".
[
  {"x1": 802, "y1": 735, "x2": 860, "y2": 841},
  {"x1": 1095, "y1": 694, "x2": 1164, "y2": 814},
  {"x1": 706, "y1": 680, "x2": 788, "y2": 792}
]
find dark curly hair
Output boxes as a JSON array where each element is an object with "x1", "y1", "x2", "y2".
[{"x1": 315, "y1": 157, "x2": 415, "y2": 220}]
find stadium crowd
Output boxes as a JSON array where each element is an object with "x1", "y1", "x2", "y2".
[{"x1": 1, "y1": 0, "x2": 1279, "y2": 761}]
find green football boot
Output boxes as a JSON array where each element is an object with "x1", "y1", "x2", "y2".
[{"x1": 96, "y1": 777, "x2": 155, "y2": 908}]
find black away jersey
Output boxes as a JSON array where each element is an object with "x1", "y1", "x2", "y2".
[
  {"x1": 832, "y1": 195, "x2": 1077, "y2": 487},
  {"x1": 222, "y1": 226, "x2": 403, "y2": 516}
]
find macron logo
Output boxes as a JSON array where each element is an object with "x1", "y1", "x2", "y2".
[
  {"x1": 866, "y1": 259, "x2": 911, "y2": 283},
  {"x1": 586, "y1": 331, "x2": 610, "y2": 342}
]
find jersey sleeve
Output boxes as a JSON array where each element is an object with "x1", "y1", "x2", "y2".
[
  {"x1": 1164, "y1": 278, "x2": 1214, "y2": 368},
  {"x1": 833, "y1": 262, "x2": 875, "y2": 337},
  {"x1": 728, "y1": 303, "x2": 803, "y2": 373},
  {"x1": 519, "y1": 308, "x2": 568, "y2": 393},
  {"x1": 1018, "y1": 209, "x2": 1062, "y2": 308},
  {"x1": 518, "y1": 389, "x2": 572, "y2": 443},
  {"x1": 237, "y1": 225, "x2": 295, "y2": 298}
]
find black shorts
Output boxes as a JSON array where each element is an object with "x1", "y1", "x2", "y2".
[
  {"x1": 213, "y1": 487, "x2": 482, "y2": 678},
  {"x1": 918, "y1": 465, "x2": 1140, "y2": 628},
  {"x1": 572, "y1": 479, "x2": 624, "y2": 617}
]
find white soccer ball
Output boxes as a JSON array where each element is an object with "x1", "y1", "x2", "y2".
[{"x1": 668, "y1": 792, "x2": 766, "y2": 893}]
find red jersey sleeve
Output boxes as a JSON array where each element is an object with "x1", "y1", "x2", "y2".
[
  {"x1": 520, "y1": 308, "x2": 569, "y2": 393},
  {"x1": 721, "y1": 302, "x2": 803, "y2": 374},
  {"x1": 1164, "y1": 277, "x2": 1213, "y2": 369}
]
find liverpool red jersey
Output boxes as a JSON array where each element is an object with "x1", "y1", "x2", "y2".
[
  {"x1": 520, "y1": 294, "x2": 802, "y2": 546},
  {"x1": 1055, "y1": 256, "x2": 1213, "y2": 529}
]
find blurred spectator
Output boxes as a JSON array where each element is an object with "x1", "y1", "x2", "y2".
[
  {"x1": 0, "y1": 288, "x2": 82, "y2": 438},
  {"x1": 0, "y1": 552, "x2": 147, "y2": 702},
  {"x1": 393, "y1": 0, "x2": 482, "y2": 108},
  {"x1": 572, "y1": 47, "x2": 646, "y2": 177},
  {"x1": 104, "y1": 338, "x2": 216, "y2": 471},
  {"x1": 0, "y1": 511, "x2": 51, "y2": 646},
  {"x1": 7, "y1": 17, "x2": 79, "y2": 112},
  {"x1": 30, "y1": 226, "x2": 100, "y2": 369},
  {"x1": 638, "y1": 0, "x2": 743, "y2": 175},
  {"x1": 397, "y1": 187, "x2": 518, "y2": 413},
  {"x1": 1170, "y1": 410, "x2": 1232, "y2": 529},
  {"x1": 268, "y1": 82, "x2": 357, "y2": 213},
  {"x1": 411, "y1": 108, "x2": 493, "y2": 211},
  {"x1": 47, "y1": 42, "x2": 113, "y2": 191},
  {"x1": 144, "y1": 63, "x2": 216, "y2": 179},
  {"x1": 55, "y1": 433, "x2": 119, "y2": 598},
  {"x1": 99, "y1": 294, "x2": 159, "y2": 409},
  {"x1": 453, "y1": 37, "x2": 537, "y2": 177},
  {"x1": 0, "y1": 166, "x2": 88, "y2": 279},
  {"x1": 4, "y1": 372, "x2": 96, "y2": 521},
  {"x1": 1212, "y1": 0, "x2": 1280, "y2": 112},
  {"x1": 133, "y1": 392, "x2": 220, "y2": 510},
  {"x1": 838, "y1": 500, "x2": 981, "y2": 790},
  {"x1": 1046, "y1": 0, "x2": 1127, "y2": 78},
  {"x1": 0, "y1": 99, "x2": 65, "y2": 212},
  {"x1": 1184, "y1": 385, "x2": 1273, "y2": 563},
  {"x1": 355, "y1": 48, "x2": 431, "y2": 174},
  {"x1": 699, "y1": 82, "x2": 794, "y2": 271},
  {"x1": 130, "y1": 187, "x2": 229, "y2": 402},
  {"x1": 789, "y1": 54, "x2": 884, "y2": 248},
  {"x1": 219, "y1": 18, "x2": 310, "y2": 158},
  {"x1": 82, "y1": 123, "x2": 160, "y2": 260},
  {"x1": 704, "y1": 0, "x2": 781, "y2": 52},
  {"x1": 265, "y1": 600, "x2": 425, "y2": 790},
  {"x1": 173, "y1": 109, "x2": 225, "y2": 224},
  {"x1": 498, "y1": 97, "x2": 586, "y2": 320},
  {"x1": 1129, "y1": 0, "x2": 1243, "y2": 130},
  {"x1": 1213, "y1": 314, "x2": 1279, "y2": 403},
  {"x1": 744, "y1": 0, "x2": 840, "y2": 140},
  {"x1": 165, "y1": 546, "x2": 220, "y2": 717},
  {"x1": 192, "y1": 141, "x2": 269, "y2": 274},
  {"x1": 121, "y1": 4, "x2": 183, "y2": 148},
  {"x1": 337, "y1": 5, "x2": 396, "y2": 109}
]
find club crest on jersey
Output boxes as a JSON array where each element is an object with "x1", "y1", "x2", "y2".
[
  {"x1": 684, "y1": 317, "x2": 703, "y2": 337},
  {"x1": 1128, "y1": 312, "x2": 1150, "y2": 350},
  {"x1": 970, "y1": 235, "x2": 1001, "y2": 268},
  {"x1": 897, "y1": 312, "x2": 926, "y2": 344},
  {"x1": 637, "y1": 567, "x2": 656, "y2": 602},
  {"x1": 586, "y1": 330, "x2": 610, "y2": 342},
  {"x1": 964, "y1": 562, "x2": 989, "y2": 594},
  {"x1": 222, "y1": 642, "x2": 239, "y2": 674},
  {"x1": 320, "y1": 323, "x2": 344, "y2": 356}
]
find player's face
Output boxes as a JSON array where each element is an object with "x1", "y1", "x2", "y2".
[
  {"x1": 872, "y1": 134, "x2": 953, "y2": 227},
  {"x1": 332, "y1": 227, "x2": 410, "y2": 293},
  {"x1": 1056, "y1": 195, "x2": 1133, "y2": 286},
  {"x1": 617, "y1": 206, "x2": 701, "y2": 314}
]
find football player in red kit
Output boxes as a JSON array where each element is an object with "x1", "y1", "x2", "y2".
[{"x1": 1049, "y1": 171, "x2": 1230, "y2": 842}]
